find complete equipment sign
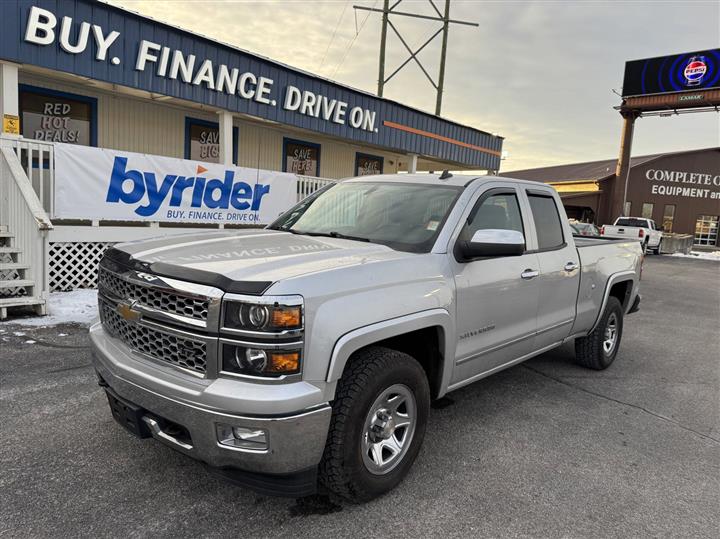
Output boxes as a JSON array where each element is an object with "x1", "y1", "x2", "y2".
[{"x1": 622, "y1": 49, "x2": 720, "y2": 97}]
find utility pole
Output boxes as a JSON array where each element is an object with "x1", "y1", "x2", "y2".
[
  {"x1": 435, "y1": 0, "x2": 450, "y2": 115},
  {"x1": 355, "y1": 0, "x2": 477, "y2": 116},
  {"x1": 377, "y1": 0, "x2": 389, "y2": 97}
]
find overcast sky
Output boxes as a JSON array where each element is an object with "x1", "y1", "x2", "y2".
[{"x1": 112, "y1": 0, "x2": 720, "y2": 171}]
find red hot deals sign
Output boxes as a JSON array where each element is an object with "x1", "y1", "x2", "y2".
[{"x1": 53, "y1": 144, "x2": 299, "y2": 224}]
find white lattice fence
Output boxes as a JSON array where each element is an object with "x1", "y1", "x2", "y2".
[{"x1": 49, "y1": 242, "x2": 114, "y2": 292}]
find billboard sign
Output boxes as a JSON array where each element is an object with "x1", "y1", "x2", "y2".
[
  {"x1": 622, "y1": 49, "x2": 720, "y2": 97},
  {"x1": 53, "y1": 144, "x2": 298, "y2": 224}
]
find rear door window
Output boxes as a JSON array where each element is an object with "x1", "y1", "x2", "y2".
[
  {"x1": 616, "y1": 218, "x2": 649, "y2": 227},
  {"x1": 528, "y1": 194, "x2": 564, "y2": 250}
]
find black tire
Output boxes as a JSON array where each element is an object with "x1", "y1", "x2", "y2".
[
  {"x1": 574, "y1": 296, "x2": 624, "y2": 370},
  {"x1": 652, "y1": 240, "x2": 661, "y2": 255},
  {"x1": 642, "y1": 239, "x2": 649, "y2": 254},
  {"x1": 318, "y1": 346, "x2": 430, "y2": 503}
]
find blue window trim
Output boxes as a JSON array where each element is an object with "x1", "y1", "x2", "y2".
[
  {"x1": 282, "y1": 137, "x2": 321, "y2": 176},
  {"x1": 19, "y1": 84, "x2": 98, "y2": 147},
  {"x1": 354, "y1": 152, "x2": 384, "y2": 175},
  {"x1": 184, "y1": 117, "x2": 239, "y2": 165}
]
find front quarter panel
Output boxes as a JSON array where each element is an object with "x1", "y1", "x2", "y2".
[{"x1": 266, "y1": 254, "x2": 456, "y2": 397}]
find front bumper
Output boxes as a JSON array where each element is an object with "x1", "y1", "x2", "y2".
[{"x1": 90, "y1": 322, "x2": 331, "y2": 482}]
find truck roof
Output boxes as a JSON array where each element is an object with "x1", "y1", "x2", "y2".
[{"x1": 343, "y1": 173, "x2": 554, "y2": 189}]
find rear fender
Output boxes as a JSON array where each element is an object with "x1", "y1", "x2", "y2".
[{"x1": 588, "y1": 270, "x2": 637, "y2": 333}]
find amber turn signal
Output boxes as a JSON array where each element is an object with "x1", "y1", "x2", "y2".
[
  {"x1": 271, "y1": 306, "x2": 302, "y2": 329},
  {"x1": 267, "y1": 351, "x2": 301, "y2": 374}
]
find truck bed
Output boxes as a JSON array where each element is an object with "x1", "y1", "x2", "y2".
[
  {"x1": 571, "y1": 236, "x2": 643, "y2": 335},
  {"x1": 574, "y1": 236, "x2": 632, "y2": 247}
]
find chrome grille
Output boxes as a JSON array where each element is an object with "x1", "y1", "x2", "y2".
[
  {"x1": 98, "y1": 267, "x2": 209, "y2": 321},
  {"x1": 100, "y1": 299, "x2": 207, "y2": 374}
]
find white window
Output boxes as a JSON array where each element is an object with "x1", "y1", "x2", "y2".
[{"x1": 694, "y1": 215, "x2": 719, "y2": 246}]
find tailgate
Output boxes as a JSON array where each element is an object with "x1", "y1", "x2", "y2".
[{"x1": 605, "y1": 226, "x2": 636, "y2": 237}]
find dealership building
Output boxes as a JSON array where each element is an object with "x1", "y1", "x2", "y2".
[
  {"x1": 503, "y1": 147, "x2": 720, "y2": 247},
  {"x1": 0, "y1": 0, "x2": 503, "y2": 316}
]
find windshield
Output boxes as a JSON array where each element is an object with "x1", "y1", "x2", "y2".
[{"x1": 268, "y1": 181, "x2": 462, "y2": 253}]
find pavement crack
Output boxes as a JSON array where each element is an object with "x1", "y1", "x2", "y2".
[{"x1": 522, "y1": 364, "x2": 720, "y2": 446}]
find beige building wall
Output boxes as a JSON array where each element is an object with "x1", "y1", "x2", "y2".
[{"x1": 18, "y1": 71, "x2": 404, "y2": 179}]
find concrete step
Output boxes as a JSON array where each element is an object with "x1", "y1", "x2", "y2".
[
  {"x1": 0, "y1": 232, "x2": 13, "y2": 238},
  {"x1": 0, "y1": 296, "x2": 43, "y2": 305},
  {"x1": 0, "y1": 247, "x2": 21, "y2": 254},
  {"x1": 0, "y1": 279, "x2": 34, "y2": 289},
  {"x1": 0, "y1": 263, "x2": 29, "y2": 271},
  {"x1": 0, "y1": 225, "x2": 7, "y2": 233},
  {"x1": 0, "y1": 296, "x2": 46, "y2": 319}
]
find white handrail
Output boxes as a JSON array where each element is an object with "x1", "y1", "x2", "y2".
[{"x1": 0, "y1": 136, "x2": 55, "y2": 218}]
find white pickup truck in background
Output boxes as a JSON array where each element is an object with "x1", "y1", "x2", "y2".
[{"x1": 601, "y1": 217, "x2": 663, "y2": 254}]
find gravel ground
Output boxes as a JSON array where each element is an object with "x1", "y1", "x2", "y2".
[{"x1": 1, "y1": 255, "x2": 718, "y2": 538}]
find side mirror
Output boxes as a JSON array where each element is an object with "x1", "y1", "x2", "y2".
[{"x1": 457, "y1": 229, "x2": 525, "y2": 260}]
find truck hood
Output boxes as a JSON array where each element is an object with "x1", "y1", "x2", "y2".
[{"x1": 108, "y1": 229, "x2": 414, "y2": 294}]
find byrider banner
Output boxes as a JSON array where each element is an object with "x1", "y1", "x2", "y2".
[{"x1": 53, "y1": 144, "x2": 298, "y2": 225}]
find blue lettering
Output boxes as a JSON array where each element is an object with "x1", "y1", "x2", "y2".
[
  {"x1": 169, "y1": 176, "x2": 194, "y2": 206},
  {"x1": 251, "y1": 183, "x2": 270, "y2": 211},
  {"x1": 203, "y1": 171, "x2": 233, "y2": 209},
  {"x1": 106, "y1": 157, "x2": 145, "y2": 204},
  {"x1": 135, "y1": 173, "x2": 176, "y2": 217},
  {"x1": 191, "y1": 178, "x2": 206, "y2": 207},
  {"x1": 230, "y1": 181, "x2": 253, "y2": 210}
]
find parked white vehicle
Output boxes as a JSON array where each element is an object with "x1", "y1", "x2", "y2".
[{"x1": 601, "y1": 217, "x2": 663, "y2": 254}]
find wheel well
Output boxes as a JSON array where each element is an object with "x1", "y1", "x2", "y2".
[
  {"x1": 360, "y1": 326, "x2": 444, "y2": 400},
  {"x1": 609, "y1": 280, "x2": 632, "y2": 310}
]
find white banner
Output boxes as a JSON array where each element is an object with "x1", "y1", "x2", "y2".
[{"x1": 53, "y1": 144, "x2": 298, "y2": 225}]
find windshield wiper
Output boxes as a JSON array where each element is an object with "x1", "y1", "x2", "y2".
[
  {"x1": 288, "y1": 230, "x2": 370, "y2": 242},
  {"x1": 328, "y1": 231, "x2": 370, "y2": 242}
]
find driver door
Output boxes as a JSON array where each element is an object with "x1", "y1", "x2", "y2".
[{"x1": 450, "y1": 187, "x2": 540, "y2": 386}]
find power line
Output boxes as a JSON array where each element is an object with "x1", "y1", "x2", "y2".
[
  {"x1": 331, "y1": 0, "x2": 379, "y2": 79},
  {"x1": 317, "y1": 0, "x2": 351, "y2": 72}
]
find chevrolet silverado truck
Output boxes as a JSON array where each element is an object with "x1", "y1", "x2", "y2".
[
  {"x1": 90, "y1": 174, "x2": 643, "y2": 502},
  {"x1": 601, "y1": 216, "x2": 663, "y2": 254}
]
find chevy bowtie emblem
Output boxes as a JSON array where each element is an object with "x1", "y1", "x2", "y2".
[{"x1": 117, "y1": 301, "x2": 141, "y2": 323}]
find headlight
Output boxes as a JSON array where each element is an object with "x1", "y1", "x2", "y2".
[
  {"x1": 223, "y1": 297, "x2": 303, "y2": 332},
  {"x1": 222, "y1": 345, "x2": 301, "y2": 377}
]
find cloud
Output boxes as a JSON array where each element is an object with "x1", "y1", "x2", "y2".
[{"x1": 110, "y1": 0, "x2": 720, "y2": 171}]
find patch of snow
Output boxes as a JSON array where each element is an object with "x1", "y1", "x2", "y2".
[
  {"x1": 2, "y1": 289, "x2": 99, "y2": 327},
  {"x1": 13, "y1": 331, "x2": 26, "y2": 336},
  {"x1": 24, "y1": 340, "x2": 36, "y2": 344},
  {"x1": 58, "y1": 333, "x2": 68, "y2": 337},
  {"x1": 669, "y1": 250, "x2": 720, "y2": 261}
]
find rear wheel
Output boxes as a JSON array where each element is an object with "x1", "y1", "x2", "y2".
[
  {"x1": 319, "y1": 346, "x2": 430, "y2": 502},
  {"x1": 574, "y1": 297, "x2": 624, "y2": 370}
]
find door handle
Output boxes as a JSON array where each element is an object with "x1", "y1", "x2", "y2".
[
  {"x1": 564, "y1": 262, "x2": 579, "y2": 272},
  {"x1": 521, "y1": 269, "x2": 539, "y2": 280}
]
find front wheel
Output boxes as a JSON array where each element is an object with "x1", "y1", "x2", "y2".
[
  {"x1": 574, "y1": 296, "x2": 624, "y2": 370},
  {"x1": 319, "y1": 346, "x2": 430, "y2": 502},
  {"x1": 652, "y1": 240, "x2": 662, "y2": 255}
]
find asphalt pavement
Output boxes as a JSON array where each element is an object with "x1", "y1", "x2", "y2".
[{"x1": 1, "y1": 255, "x2": 718, "y2": 538}]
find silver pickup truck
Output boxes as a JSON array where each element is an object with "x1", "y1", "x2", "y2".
[{"x1": 90, "y1": 174, "x2": 643, "y2": 502}]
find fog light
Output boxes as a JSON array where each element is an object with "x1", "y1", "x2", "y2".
[{"x1": 216, "y1": 423, "x2": 268, "y2": 451}]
